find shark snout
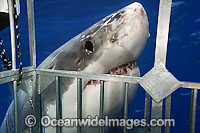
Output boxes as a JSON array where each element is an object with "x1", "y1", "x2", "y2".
[
  {"x1": 133, "y1": 3, "x2": 147, "y2": 17},
  {"x1": 124, "y1": 2, "x2": 148, "y2": 23},
  {"x1": 127, "y1": 2, "x2": 144, "y2": 9}
]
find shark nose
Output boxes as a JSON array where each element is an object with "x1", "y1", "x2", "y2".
[
  {"x1": 132, "y1": 8, "x2": 145, "y2": 18},
  {"x1": 130, "y1": 2, "x2": 145, "y2": 15},
  {"x1": 137, "y1": 7, "x2": 146, "y2": 18},
  {"x1": 127, "y1": 2, "x2": 143, "y2": 9}
]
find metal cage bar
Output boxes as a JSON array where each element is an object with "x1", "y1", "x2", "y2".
[
  {"x1": 77, "y1": 78, "x2": 82, "y2": 133},
  {"x1": 123, "y1": 83, "x2": 129, "y2": 133},
  {"x1": 189, "y1": 89, "x2": 198, "y2": 133},
  {"x1": 41, "y1": 92, "x2": 45, "y2": 133},
  {"x1": 99, "y1": 80, "x2": 105, "y2": 133},
  {"x1": 38, "y1": 75, "x2": 45, "y2": 133},
  {"x1": 7, "y1": 0, "x2": 18, "y2": 132},
  {"x1": 27, "y1": 0, "x2": 36, "y2": 68},
  {"x1": 144, "y1": 92, "x2": 150, "y2": 133},
  {"x1": 37, "y1": 74, "x2": 42, "y2": 133},
  {"x1": 56, "y1": 76, "x2": 63, "y2": 133},
  {"x1": 151, "y1": 100, "x2": 163, "y2": 133},
  {"x1": 165, "y1": 95, "x2": 171, "y2": 133},
  {"x1": 37, "y1": 69, "x2": 140, "y2": 85},
  {"x1": 154, "y1": 0, "x2": 172, "y2": 66},
  {"x1": 38, "y1": 93, "x2": 42, "y2": 133},
  {"x1": 13, "y1": 81, "x2": 18, "y2": 133},
  {"x1": 32, "y1": 72, "x2": 40, "y2": 133},
  {"x1": 149, "y1": 0, "x2": 171, "y2": 132},
  {"x1": 0, "y1": 66, "x2": 34, "y2": 84}
]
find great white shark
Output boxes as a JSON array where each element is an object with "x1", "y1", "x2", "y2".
[{"x1": 1, "y1": 2, "x2": 149, "y2": 133}]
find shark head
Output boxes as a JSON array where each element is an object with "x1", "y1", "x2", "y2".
[
  {"x1": 1, "y1": 3, "x2": 150, "y2": 133},
  {"x1": 38, "y1": 2, "x2": 149, "y2": 76}
]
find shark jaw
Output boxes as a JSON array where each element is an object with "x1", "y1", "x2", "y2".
[{"x1": 86, "y1": 62, "x2": 139, "y2": 86}]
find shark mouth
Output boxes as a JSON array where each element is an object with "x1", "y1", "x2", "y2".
[{"x1": 86, "y1": 61, "x2": 139, "y2": 86}]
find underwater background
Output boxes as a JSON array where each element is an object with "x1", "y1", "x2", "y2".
[{"x1": 0, "y1": 0, "x2": 199, "y2": 132}]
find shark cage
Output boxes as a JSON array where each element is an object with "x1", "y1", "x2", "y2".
[{"x1": 0, "y1": 0, "x2": 199, "y2": 133}]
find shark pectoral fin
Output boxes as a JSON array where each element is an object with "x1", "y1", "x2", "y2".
[{"x1": 1, "y1": 89, "x2": 33, "y2": 133}]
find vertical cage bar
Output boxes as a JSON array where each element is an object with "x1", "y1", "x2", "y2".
[
  {"x1": 8, "y1": 0, "x2": 16, "y2": 69},
  {"x1": 151, "y1": 100, "x2": 163, "y2": 133},
  {"x1": 27, "y1": 1, "x2": 38, "y2": 131},
  {"x1": 165, "y1": 95, "x2": 171, "y2": 133},
  {"x1": 8, "y1": 0, "x2": 18, "y2": 132},
  {"x1": 189, "y1": 89, "x2": 198, "y2": 133},
  {"x1": 144, "y1": 92, "x2": 150, "y2": 133},
  {"x1": 99, "y1": 80, "x2": 105, "y2": 133},
  {"x1": 38, "y1": 74, "x2": 45, "y2": 133},
  {"x1": 123, "y1": 83, "x2": 129, "y2": 133},
  {"x1": 37, "y1": 74, "x2": 42, "y2": 133},
  {"x1": 38, "y1": 93, "x2": 42, "y2": 133},
  {"x1": 27, "y1": 0, "x2": 36, "y2": 68},
  {"x1": 32, "y1": 72, "x2": 40, "y2": 133},
  {"x1": 41, "y1": 92, "x2": 45, "y2": 133},
  {"x1": 154, "y1": 0, "x2": 172, "y2": 66},
  {"x1": 13, "y1": 81, "x2": 18, "y2": 133},
  {"x1": 56, "y1": 76, "x2": 62, "y2": 133},
  {"x1": 77, "y1": 78, "x2": 82, "y2": 133}
]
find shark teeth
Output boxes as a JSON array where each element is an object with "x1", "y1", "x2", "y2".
[
  {"x1": 86, "y1": 62, "x2": 138, "y2": 86},
  {"x1": 107, "y1": 62, "x2": 137, "y2": 76},
  {"x1": 87, "y1": 80, "x2": 100, "y2": 86}
]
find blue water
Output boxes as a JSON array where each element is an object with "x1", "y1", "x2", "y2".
[{"x1": 0, "y1": 0, "x2": 199, "y2": 132}]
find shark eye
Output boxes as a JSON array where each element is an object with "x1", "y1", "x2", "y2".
[{"x1": 84, "y1": 41, "x2": 94, "y2": 55}]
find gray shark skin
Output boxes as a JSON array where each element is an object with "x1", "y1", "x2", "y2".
[{"x1": 1, "y1": 2, "x2": 149, "y2": 133}]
